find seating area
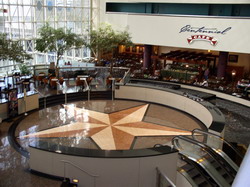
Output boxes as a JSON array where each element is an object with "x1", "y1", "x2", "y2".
[{"x1": 0, "y1": 66, "x2": 130, "y2": 105}]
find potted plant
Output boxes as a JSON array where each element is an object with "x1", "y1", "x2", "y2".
[
  {"x1": 35, "y1": 23, "x2": 85, "y2": 78},
  {"x1": 19, "y1": 64, "x2": 31, "y2": 76}
]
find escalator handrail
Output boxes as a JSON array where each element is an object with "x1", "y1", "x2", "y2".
[
  {"x1": 172, "y1": 135, "x2": 236, "y2": 178},
  {"x1": 179, "y1": 154, "x2": 217, "y2": 187},
  {"x1": 172, "y1": 135, "x2": 208, "y2": 150},
  {"x1": 192, "y1": 128, "x2": 244, "y2": 159}
]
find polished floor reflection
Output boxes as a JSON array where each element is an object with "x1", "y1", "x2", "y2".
[
  {"x1": 0, "y1": 120, "x2": 61, "y2": 187},
  {"x1": 1, "y1": 100, "x2": 204, "y2": 187},
  {"x1": 16, "y1": 100, "x2": 204, "y2": 152}
]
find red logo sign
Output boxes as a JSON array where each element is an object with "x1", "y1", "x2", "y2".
[{"x1": 187, "y1": 35, "x2": 218, "y2": 46}]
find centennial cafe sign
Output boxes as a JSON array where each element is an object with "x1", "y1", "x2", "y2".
[{"x1": 179, "y1": 25, "x2": 232, "y2": 46}]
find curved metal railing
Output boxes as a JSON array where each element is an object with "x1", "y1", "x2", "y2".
[
  {"x1": 192, "y1": 128, "x2": 244, "y2": 160},
  {"x1": 61, "y1": 160, "x2": 99, "y2": 187},
  {"x1": 156, "y1": 167, "x2": 176, "y2": 187},
  {"x1": 172, "y1": 135, "x2": 234, "y2": 187}
]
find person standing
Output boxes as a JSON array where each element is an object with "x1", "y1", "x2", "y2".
[{"x1": 204, "y1": 68, "x2": 210, "y2": 80}]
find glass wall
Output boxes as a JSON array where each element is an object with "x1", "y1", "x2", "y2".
[{"x1": 0, "y1": 0, "x2": 98, "y2": 71}]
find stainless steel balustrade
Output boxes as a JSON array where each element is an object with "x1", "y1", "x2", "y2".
[
  {"x1": 192, "y1": 128, "x2": 243, "y2": 172},
  {"x1": 156, "y1": 167, "x2": 176, "y2": 187},
  {"x1": 172, "y1": 135, "x2": 232, "y2": 187},
  {"x1": 61, "y1": 160, "x2": 99, "y2": 187},
  {"x1": 177, "y1": 154, "x2": 214, "y2": 187}
]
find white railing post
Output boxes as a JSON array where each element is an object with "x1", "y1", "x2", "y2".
[
  {"x1": 24, "y1": 88, "x2": 28, "y2": 116},
  {"x1": 109, "y1": 78, "x2": 115, "y2": 101}
]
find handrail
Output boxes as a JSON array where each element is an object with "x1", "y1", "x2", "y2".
[
  {"x1": 61, "y1": 160, "x2": 99, "y2": 187},
  {"x1": 33, "y1": 88, "x2": 43, "y2": 96},
  {"x1": 172, "y1": 135, "x2": 236, "y2": 178},
  {"x1": 172, "y1": 135, "x2": 207, "y2": 150},
  {"x1": 192, "y1": 128, "x2": 244, "y2": 159},
  {"x1": 178, "y1": 154, "x2": 214, "y2": 187},
  {"x1": 61, "y1": 160, "x2": 99, "y2": 177},
  {"x1": 156, "y1": 167, "x2": 176, "y2": 187}
]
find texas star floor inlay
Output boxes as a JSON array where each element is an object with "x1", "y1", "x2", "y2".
[{"x1": 20, "y1": 104, "x2": 191, "y2": 150}]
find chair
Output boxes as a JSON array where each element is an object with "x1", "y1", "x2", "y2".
[
  {"x1": 42, "y1": 78, "x2": 49, "y2": 85},
  {"x1": 87, "y1": 77, "x2": 93, "y2": 85},
  {"x1": 76, "y1": 77, "x2": 84, "y2": 86},
  {"x1": 49, "y1": 77, "x2": 57, "y2": 88},
  {"x1": 59, "y1": 77, "x2": 64, "y2": 85},
  {"x1": 37, "y1": 72, "x2": 46, "y2": 85}
]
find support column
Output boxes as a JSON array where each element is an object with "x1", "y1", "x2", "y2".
[
  {"x1": 143, "y1": 45, "x2": 152, "y2": 71},
  {"x1": 217, "y1": 51, "x2": 229, "y2": 78}
]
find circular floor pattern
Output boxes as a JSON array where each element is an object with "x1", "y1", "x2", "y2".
[{"x1": 17, "y1": 100, "x2": 206, "y2": 151}]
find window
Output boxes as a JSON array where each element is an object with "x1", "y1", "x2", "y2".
[{"x1": 0, "y1": 0, "x2": 97, "y2": 69}]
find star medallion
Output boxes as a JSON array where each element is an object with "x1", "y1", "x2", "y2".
[{"x1": 20, "y1": 104, "x2": 191, "y2": 150}]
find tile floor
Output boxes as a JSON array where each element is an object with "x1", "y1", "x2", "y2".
[{"x1": 0, "y1": 94, "x2": 204, "y2": 187}]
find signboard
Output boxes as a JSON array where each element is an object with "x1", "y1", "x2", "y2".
[{"x1": 179, "y1": 25, "x2": 231, "y2": 46}]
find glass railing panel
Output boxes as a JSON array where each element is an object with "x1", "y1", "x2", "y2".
[
  {"x1": 192, "y1": 129, "x2": 243, "y2": 169},
  {"x1": 121, "y1": 69, "x2": 131, "y2": 85},
  {"x1": 173, "y1": 137, "x2": 208, "y2": 161},
  {"x1": 173, "y1": 136, "x2": 231, "y2": 187}
]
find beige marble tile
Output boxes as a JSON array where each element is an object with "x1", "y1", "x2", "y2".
[
  {"x1": 92, "y1": 126, "x2": 116, "y2": 150},
  {"x1": 110, "y1": 104, "x2": 148, "y2": 125},
  {"x1": 114, "y1": 126, "x2": 191, "y2": 136},
  {"x1": 18, "y1": 101, "x2": 199, "y2": 150},
  {"x1": 112, "y1": 127, "x2": 135, "y2": 150}
]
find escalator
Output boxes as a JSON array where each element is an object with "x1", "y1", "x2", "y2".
[
  {"x1": 178, "y1": 155, "x2": 217, "y2": 187},
  {"x1": 173, "y1": 135, "x2": 239, "y2": 187},
  {"x1": 191, "y1": 129, "x2": 244, "y2": 172}
]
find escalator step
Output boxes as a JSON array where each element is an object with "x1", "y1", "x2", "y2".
[
  {"x1": 193, "y1": 176, "x2": 206, "y2": 185},
  {"x1": 210, "y1": 160, "x2": 219, "y2": 168},
  {"x1": 188, "y1": 168, "x2": 201, "y2": 179},
  {"x1": 198, "y1": 181, "x2": 210, "y2": 187},
  {"x1": 182, "y1": 163, "x2": 194, "y2": 171},
  {"x1": 223, "y1": 173, "x2": 234, "y2": 184}
]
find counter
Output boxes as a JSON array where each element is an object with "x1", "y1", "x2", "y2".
[{"x1": 0, "y1": 91, "x2": 39, "y2": 120}]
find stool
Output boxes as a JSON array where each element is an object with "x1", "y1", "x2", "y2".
[{"x1": 23, "y1": 81, "x2": 30, "y2": 92}]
